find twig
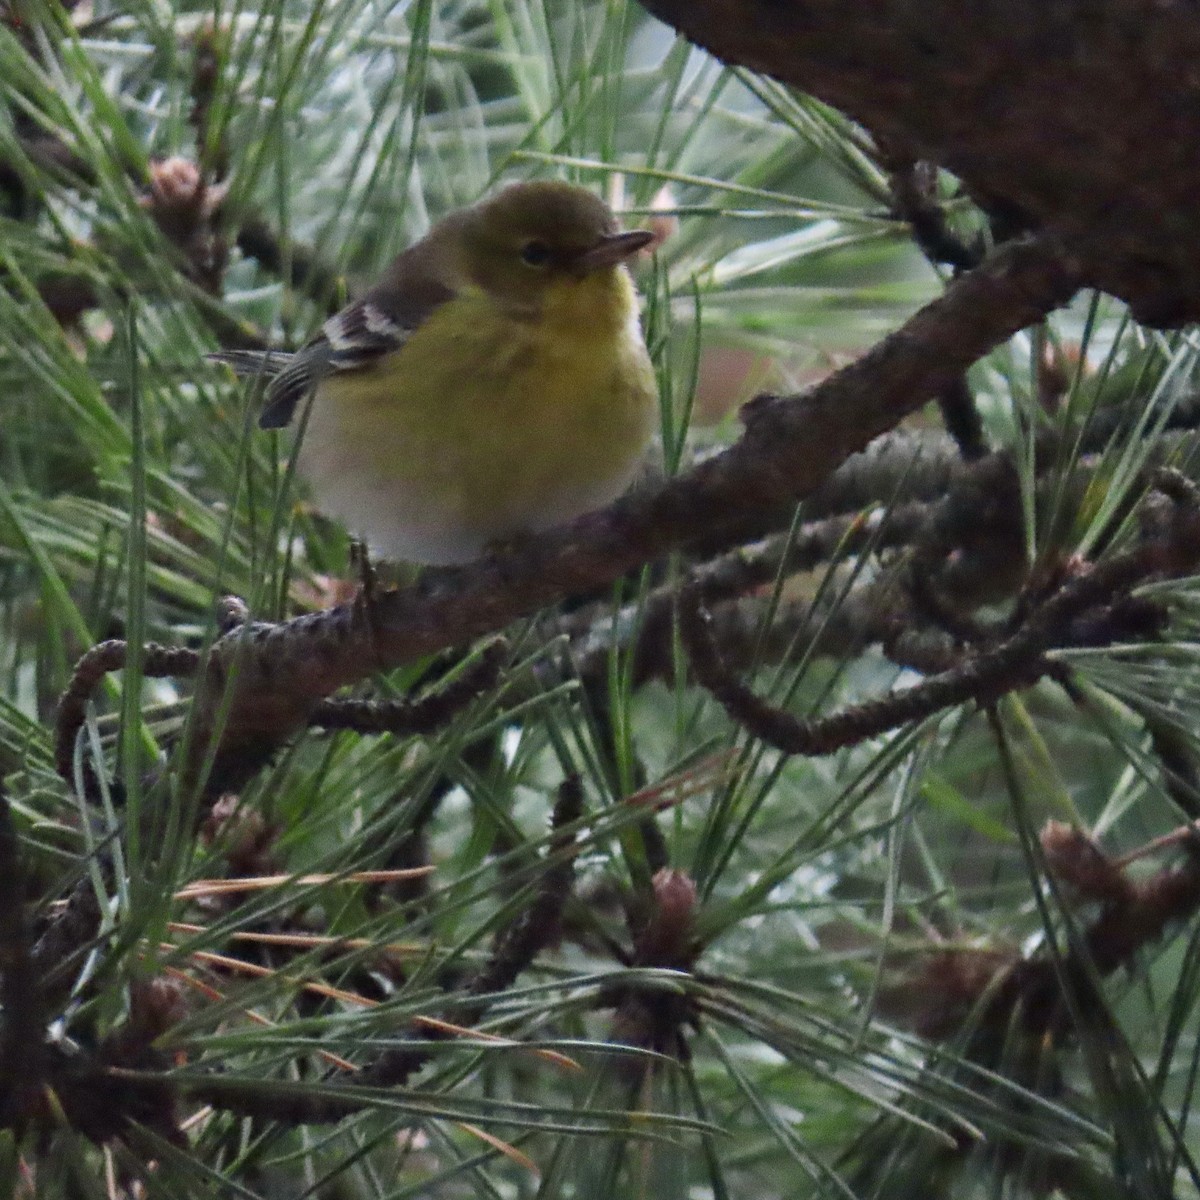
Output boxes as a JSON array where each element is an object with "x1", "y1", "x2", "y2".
[
  {"x1": 15, "y1": 779, "x2": 588, "y2": 1134},
  {"x1": 30, "y1": 867, "x2": 108, "y2": 1013},
  {"x1": 160, "y1": 774, "x2": 587, "y2": 1123},
  {"x1": 880, "y1": 151, "x2": 989, "y2": 459},
  {"x1": 1145, "y1": 719, "x2": 1200, "y2": 820},
  {"x1": 0, "y1": 788, "x2": 43, "y2": 1130},
  {"x1": 471, "y1": 775, "x2": 584, "y2": 997},
  {"x1": 883, "y1": 152, "x2": 983, "y2": 274},
  {"x1": 935, "y1": 375, "x2": 989, "y2": 461},
  {"x1": 605, "y1": 869, "x2": 702, "y2": 1069},
  {"x1": 189, "y1": 21, "x2": 227, "y2": 180},
  {"x1": 234, "y1": 219, "x2": 346, "y2": 314},
  {"x1": 309, "y1": 639, "x2": 509, "y2": 737},
  {"x1": 55, "y1": 640, "x2": 201, "y2": 788},
  {"x1": 678, "y1": 481, "x2": 1190, "y2": 756},
  {"x1": 71, "y1": 234, "x2": 1079, "y2": 800}
]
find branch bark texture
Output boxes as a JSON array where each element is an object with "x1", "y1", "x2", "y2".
[
  {"x1": 187, "y1": 235, "x2": 1079, "y2": 794},
  {"x1": 637, "y1": 0, "x2": 1200, "y2": 324}
]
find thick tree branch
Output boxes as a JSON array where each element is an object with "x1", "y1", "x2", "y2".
[
  {"x1": 180, "y1": 236, "x2": 1078, "y2": 794},
  {"x1": 637, "y1": 0, "x2": 1200, "y2": 325},
  {"x1": 55, "y1": 236, "x2": 1077, "y2": 798}
]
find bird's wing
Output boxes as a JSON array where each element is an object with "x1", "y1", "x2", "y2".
[
  {"x1": 248, "y1": 301, "x2": 402, "y2": 430},
  {"x1": 256, "y1": 245, "x2": 460, "y2": 430},
  {"x1": 320, "y1": 298, "x2": 415, "y2": 368}
]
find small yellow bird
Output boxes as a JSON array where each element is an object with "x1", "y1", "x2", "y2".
[{"x1": 213, "y1": 181, "x2": 658, "y2": 565}]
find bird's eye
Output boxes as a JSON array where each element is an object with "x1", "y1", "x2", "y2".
[{"x1": 520, "y1": 240, "x2": 552, "y2": 267}]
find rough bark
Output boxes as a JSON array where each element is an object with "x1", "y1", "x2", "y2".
[
  {"x1": 175, "y1": 235, "x2": 1078, "y2": 795},
  {"x1": 637, "y1": 0, "x2": 1200, "y2": 325}
]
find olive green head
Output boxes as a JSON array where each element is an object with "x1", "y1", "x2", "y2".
[{"x1": 453, "y1": 181, "x2": 652, "y2": 311}]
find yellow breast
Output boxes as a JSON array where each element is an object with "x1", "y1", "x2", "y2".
[{"x1": 297, "y1": 268, "x2": 657, "y2": 564}]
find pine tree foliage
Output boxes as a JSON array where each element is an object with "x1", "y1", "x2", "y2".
[{"x1": 0, "y1": 2, "x2": 1198, "y2": 1197}]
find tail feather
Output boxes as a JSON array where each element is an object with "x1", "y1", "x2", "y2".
[
  {"x1": 209, "y1": 348, "x2": 313, "y2": 429},
  {"x1": 207, "y1": 349, "x2": 295, "y2": 378}
]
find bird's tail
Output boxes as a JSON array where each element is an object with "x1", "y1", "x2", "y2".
[
  {"x1": 207, "y1": 349, "x2": 295, "y2": 378},
  {"x1": 209, "y1": 348, "x2": 313, "y2": 429}
]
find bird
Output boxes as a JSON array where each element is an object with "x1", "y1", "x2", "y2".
[{"x1": 211, "y1": 180, "x2": 659, "y2": 565}]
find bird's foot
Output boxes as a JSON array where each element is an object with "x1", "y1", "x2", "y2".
[
  {"x1": 350, "y1": 539, "x2": 378, "y2": 604},
  {"x1": 350, "y1": 540, "x2": 388, "y2": 667},
  {"x1": 481, "y1": 529, "x2": 541, "y2": 562}
]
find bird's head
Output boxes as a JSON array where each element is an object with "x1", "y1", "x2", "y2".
[{"x1": 455, "y1": 181, "x2": 652, "y2": 314}]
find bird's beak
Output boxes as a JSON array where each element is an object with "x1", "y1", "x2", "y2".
[{"x1": 574, "y1": 229, "x2": 655, "y2": 274}]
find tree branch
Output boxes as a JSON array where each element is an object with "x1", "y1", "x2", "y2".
[
  {"x1": 172, "y1": 235, "x2": 1079, "y2": 796},
  {"x1": 636, "y1": 0, "x2": 1200, "y2": 324}
]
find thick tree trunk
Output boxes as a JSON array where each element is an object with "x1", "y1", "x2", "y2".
[{"x1": 638, "y1": 0, "x2": 1200, "y2": 325}]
